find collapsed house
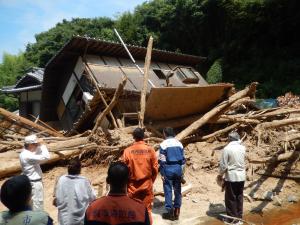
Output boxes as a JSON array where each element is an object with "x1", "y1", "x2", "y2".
[{"x1": 40, "y1": 36, "x2": 232, "y2": 132}]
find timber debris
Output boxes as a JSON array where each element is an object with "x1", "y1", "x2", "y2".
[{"x1": 0, "y1": 82, "x2": 299, "y2": 183}]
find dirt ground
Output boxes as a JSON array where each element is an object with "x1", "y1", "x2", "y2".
[
  {"x1": 0, "y1": 134, "x2": 299, "y2": 225},
  {"x1": 0, "y1": 156, "x2": 299, "y2": 225}
]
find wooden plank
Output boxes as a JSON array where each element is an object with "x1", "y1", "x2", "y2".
[{"x1": 145, "y1": 84, "x2": 233, "y2": 121}]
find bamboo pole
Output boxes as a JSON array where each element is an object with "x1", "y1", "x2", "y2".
[{"x1": 139, "y1": 36, "x2": 153, "y2": 127}]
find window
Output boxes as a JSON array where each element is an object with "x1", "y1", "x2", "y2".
[
  {"x1": 175, "y1": 67, "x2": 199, "y2": 84},
  {"x1": 66, "y1": 85, "x2": 84, "y2": 121},
  {"x1": 153, "y1": 69, "x2": 166, "y2": 79}
]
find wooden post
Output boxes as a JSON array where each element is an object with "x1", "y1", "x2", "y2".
[
  {"x1": 139, "y1": 36, "x2": 153, "y2": 127},
  {"x1": 175, "y1": 82, "x2": 258, "y2": 141},
  {"x1": 84, "y1": 63, "x2": 118, "y2": 128},
  {"x1": 92, "y1": 77, "x2": 127, "y2": 133}
]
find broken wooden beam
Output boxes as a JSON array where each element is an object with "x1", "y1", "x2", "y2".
[
  {"x1": 139, "y1": 36, "x2": 153, "y2": 127},
  {"x1": 85, "y1": 63, "x2": 118, "y2": 128},
  {"x1": 92, "y1": 76, "x2": 127, "y2": 133},
  {"x1": 0, "y1": 108, "x2": 63, "y2": 137}
]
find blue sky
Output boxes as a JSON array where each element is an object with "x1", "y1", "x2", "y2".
[{"x1": 0, "y1": 0, "x2": 145, "y2": 60}]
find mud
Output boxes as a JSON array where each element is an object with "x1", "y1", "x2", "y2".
[{"x1": 206, "y1": 201, "x2": 300, "y2": 225}]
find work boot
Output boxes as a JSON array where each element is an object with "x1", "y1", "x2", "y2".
[
  {"x1": 162, "y1": 209, "x2": 174, "y2": 220},
  {"x1": 174, "y1": 208, "x2": 180, "y2": 220}
]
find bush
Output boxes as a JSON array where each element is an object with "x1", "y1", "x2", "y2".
[{"x1": 206, "y1": 59, "x2": 223, "y2": 84}]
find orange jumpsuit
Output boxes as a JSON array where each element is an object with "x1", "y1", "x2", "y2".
[{"x1": 122, "y1": 141, "x2": 158, "y2": 224}]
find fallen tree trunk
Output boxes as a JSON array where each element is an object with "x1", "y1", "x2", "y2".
[
  {"x1": 249, "y1": 108, "x2": 300, "y2": 119},
  {"x1": 249, "y1": 151, "x2": 300, "y2": 164},
  {"x1": 220, "y1": 115, "x2": 260, "y2": 124},
  {"x1": 176, "y1": 82, "x2": 258, "y2": 141},
  {"x1": 47, "y1": 137, "x2": 89, "y2": 152},
  {"x1": 0, "y1": 149, "x2": 82, "y2": 179},
  {"x1": 182, "y1": 123, "x2": 240, "y2": 144},
  {"x1": 256, "y1": 117, "x2": 300, "y2": 130}
]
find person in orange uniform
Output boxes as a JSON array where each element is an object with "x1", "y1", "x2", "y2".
[
  {"x1": 84, "y1": 162, "x2": 150, "y2": 225},
  {"x1": 122, "y1": 128, "x2": 158, "y2": 224}
]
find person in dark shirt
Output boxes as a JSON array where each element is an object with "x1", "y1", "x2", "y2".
[
  {"x1": 84, "y1": 162, "x2": 150, "y2": 225},
  {"x1": 0, "y1": 175, "x2": 53, "y2": 225}
]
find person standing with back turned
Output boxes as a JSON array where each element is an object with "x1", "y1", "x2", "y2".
[
  {"x1": 19, "y1": 134, "x2": 50, "y2": 211},
  {"x1": 0, "y1": 175, "x2": 53, "y2": 225},
  {"x1": 159, "y1": 127, "x2": 185, "y2": 221},
  {"x1": 53, "y1": 158, "x2": 96, "y2": 225},
  {"x1": 122, "y1": 128, "x2": 158, "y2": 224},
  {"x1": 84, "y1": 162, "x2": 150, "y2": 225},
  {"x1": 218, "y1": 131, "x2": 246, "y2": 225}
]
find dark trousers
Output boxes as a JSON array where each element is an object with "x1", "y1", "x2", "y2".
[{"x1": 225, "y1": 181, "x2": 244, "y2": 220}]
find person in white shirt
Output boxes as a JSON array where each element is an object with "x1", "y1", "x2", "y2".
[
  {"x1": 219, "y1": 131, "x2": 246, "y2": 224},
  {"x1": 19, "y1": 134, "x2": 50, "y2": 211},
  {"x1": 53, "y1": 158, "x2": 96, "y2": 225}
]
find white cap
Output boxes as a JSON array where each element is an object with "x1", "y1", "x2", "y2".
[
  {"x1": 24, "y1": 135, "x2": 38, "y2": 144},
  {"x1": 228, "y1": 131, "x2": 240, "y2": 141}
]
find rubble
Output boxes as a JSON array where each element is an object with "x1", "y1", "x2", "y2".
[
  {"x1": 277, "y1": 92, "x2": 300, "y2": 107},
  {"x1": 0, "y1": 80, "x2": 299, "y2": 184}
]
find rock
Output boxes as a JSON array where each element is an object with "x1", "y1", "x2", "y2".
[
  {"x1": 273, "y1": 196, "x2": 282, "y2": 206},
  {"x1": 153, "y1": 199, "x2": 163, "y2": 208},
  {"x1": 262, "y1": 191, "x2": 274, "y2": 201},
  {"x1": 287, "y1": 195, "x2": 298, "y2": 203},
  {"x1": 192, "y1": 164, "x2": 199, "y2": 171},
  {"x1": 182, "y1": 183, "x2": 193, "y2": 196},
  {"x1": 192, "y1": 199, "x2": 198, "y2": 203}
]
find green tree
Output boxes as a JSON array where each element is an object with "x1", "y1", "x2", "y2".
[
  {"x1": 206, "y1": 59, "x2": 223, "y2": 84},
  {"x1": 25, "y1": 17, "x2": 115, "y2": 67},
  {"x1": 17, "y1": 0, "x2": 300, "y2": 97},
  {"x1": 0, "y1": 52, "x2": 32, "y2": 111}
]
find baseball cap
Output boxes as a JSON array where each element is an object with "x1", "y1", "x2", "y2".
[{"x1": 24, "y1": 135, "x2": 38, "y2": 144}]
